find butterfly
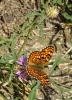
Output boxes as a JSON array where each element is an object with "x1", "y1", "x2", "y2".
[{"x1": 27, "y1": 46, "x2": 54, "y2": 85}]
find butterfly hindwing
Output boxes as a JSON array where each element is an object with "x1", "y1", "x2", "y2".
[{"x1": 27, "y1": 66, "x2": 49, "y2": 85}]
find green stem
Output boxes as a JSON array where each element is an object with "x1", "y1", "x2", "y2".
[{"x1": 16, "y1": 17, "x2": 39, "y2": 59}]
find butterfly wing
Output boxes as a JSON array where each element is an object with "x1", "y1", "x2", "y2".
[
  {"x1": 27, "y1": 46, "x2": 54, "y2": 85},
  {"x1": 27, "y1": 65, "x2": 49, "y2": 85},
  {"x1": 40, "y1": 46, "x2": 54, "y2": 66},
  {"x1": 28, "y1": 51, "x2": 42, "y2": 68}
]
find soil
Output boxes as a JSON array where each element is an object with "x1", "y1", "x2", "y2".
[{"x1": 0, "y1": 0, "x2": 72, "y2": 100}]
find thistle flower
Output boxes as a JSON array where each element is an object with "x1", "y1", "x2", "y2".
[
  {"x1": 46, "y1": 6, "x2": 59, "y2": 19},
  {"x1": 16, "y1": 56, "x2": 28, "y2": 80},
  {"x1": 16, "y1": 56, "x2": 28, "y2": 66}
]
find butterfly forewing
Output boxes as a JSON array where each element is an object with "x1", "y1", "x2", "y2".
[
  {"x1": 40, "y1": 46, "x2": 54, "y2": 66},
  {"x1": 28, "y1": 51, "x2": 41, "y2": 66}
]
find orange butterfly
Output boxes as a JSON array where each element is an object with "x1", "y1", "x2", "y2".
[{"x1": 27, "y1": 46, "x2": 54, "y2": 85}]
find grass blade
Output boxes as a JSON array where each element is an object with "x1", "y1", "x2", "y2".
[{"x1": 28, "y1": 81, "x2": 40, "y2": 100}]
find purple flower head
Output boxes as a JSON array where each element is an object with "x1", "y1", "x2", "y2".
[
  {"x1": 16, "y1": 55, "x2": 28, "y2": 80},
  {"x1": 16, "y1": 56, "x2": 28, "y2": 67},
  {"x1": 16, "y1": 69, "x2": 28, "y2": 80}
]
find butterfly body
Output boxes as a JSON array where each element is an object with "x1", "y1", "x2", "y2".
[{"x1": 27, "y1": 46, "x2": 54, "y2": 85}]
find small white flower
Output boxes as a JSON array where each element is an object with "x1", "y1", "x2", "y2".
[{"x1": 46, "y1": 6, "x2": 59, "y2": 18}]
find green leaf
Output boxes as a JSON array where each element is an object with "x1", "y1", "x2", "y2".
[
  {"x1": 7, "y1": 65, "x2": 14, "y2": 84},
  {"x1": 11, "y1": 82, "x2": 22, "y2": 91},
  {"x1": 41, "y1": 0, "x2": 44, "y2": 5},
  {"x1": 40, "y1": 0, "x2": 49, "y2": 9},
  {"x1": 65, "y1": 0, "x2": 69, "y2": 5},
  {"x1": 0, "y1": 54, "x2": 13, "y2": 64},
  {"x1": 52, "y1": 0, "x2": 57, "y2": 4},
  {"x1": 37, "y1": 24, "x2": 44, "y2": 41},
  {"x1": 49, "y1": 57, "x2": 61, "y2": 76},
  {"x1": 28, "y1": 81, "x2": 40, "y2": 100},
  {"x1": 23, "y1": 50, "x2": 27, "y2": 57},
  {"x1": 43, "y1": 3, "x2": 48, "y2": 9},
  {"x1": 52, "y1": 0, "x2": 64, "y2": 5},
  {"x1": 67, "y1": 4, "x2": 72, "y2": 9},
  {"x1": 67, "y1": 4, "x2": 72, "y2": 11},
  {"x1": 38, "y1": 15, "x2": 46, "y2": 24},
  {"x1": 0, "y1": 39, "x2": 11, "y2": 44},
  {"x1": 62, "y1": 12, "x2": 72, "y2": 21},
  {"x1": 25, "y1": 12, "x2": 40, "y2": 18}
]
